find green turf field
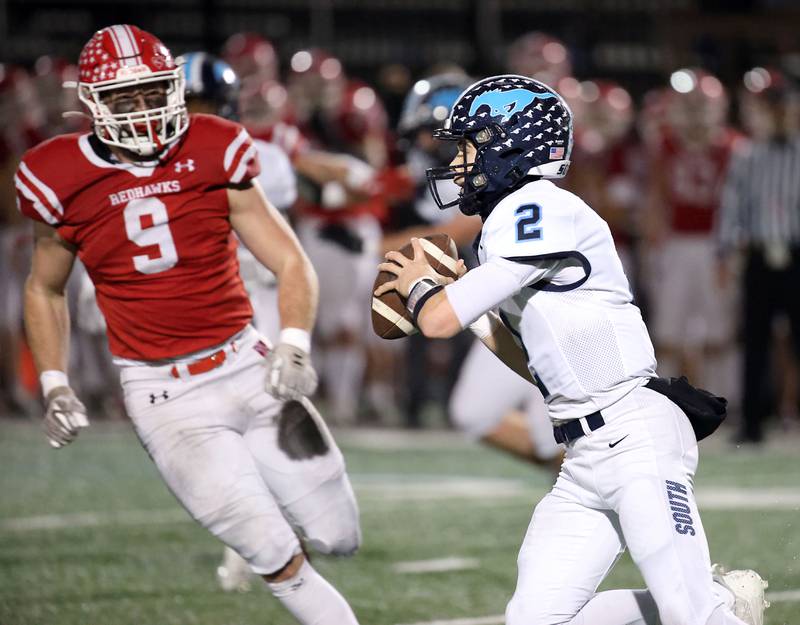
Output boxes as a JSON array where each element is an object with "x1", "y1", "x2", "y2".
[{"x1": 1, "y1": 419, "x2": 798, "y2": 625}]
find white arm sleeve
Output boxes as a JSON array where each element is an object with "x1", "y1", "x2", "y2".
[{"x1": 445, "y1": 256, "x2": 562, "y2": 327}]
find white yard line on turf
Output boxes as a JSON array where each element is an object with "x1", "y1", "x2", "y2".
[
  {"x1": 398, "y1": 589, "x2": 800, "y2": 625},
  {"x1": 396, "y1": 588, "x2": 800, "y2": 625},
  {"x1": 0, "y1": 508, "x2": 188, "y2": 531},
  {"x1": 3, "y1": 482, "x2": 800, "y2": 532},
  {"x1": 767, "y1": 589, "x2": 800, "y2": 602},
  {"x1": 392, "y1": 557, "x2": 480, "y2": 574},
  {"x1": 355, "y1": 477, "x2": 530, "y2": 501}
]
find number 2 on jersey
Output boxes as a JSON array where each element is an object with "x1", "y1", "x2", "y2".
[
  {"x1": 123, "y1": 198, "x2": 178, "y2": 274},
  {"x1": 515, "y1": 204, "x2": 543, "y2": 242}
]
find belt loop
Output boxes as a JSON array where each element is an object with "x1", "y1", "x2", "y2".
[{"x1": 578, "y1": 417, "x2": 592, "y2": 437}]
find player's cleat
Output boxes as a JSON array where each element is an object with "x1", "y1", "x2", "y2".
[
  {"x1": 217, "y1": 547, "x2": 255, "y2": 592},
  {"x1": 712, "y1": 563, "x2": 769, "y2": 625}
]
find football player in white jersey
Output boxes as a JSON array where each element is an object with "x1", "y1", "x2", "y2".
[
  {"x1": 390, "y1": 72, "x2": 561, "y2": 465},
  {"x1": 376, "y1": 75, "x2": 768, "y2": 625}
]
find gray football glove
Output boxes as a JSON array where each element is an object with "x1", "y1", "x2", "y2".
[
  {"x1": 44, "y1": 387, "x2": 89, "y2": 449},
  {"x1": 264, "y1": 343, "x2": 319, "y2": 400}
]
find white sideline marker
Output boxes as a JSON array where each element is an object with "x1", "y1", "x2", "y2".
[{"x1": 392, "y1": 557, "x2": 479, "y2": 574}]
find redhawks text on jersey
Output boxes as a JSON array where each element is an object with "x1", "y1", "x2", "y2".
[{"x1": 15, "y1": 114, "x2": 260, "y2": 360}]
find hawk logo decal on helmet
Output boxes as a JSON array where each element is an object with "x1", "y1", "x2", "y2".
[
  {"x1": 468, "y1": 88, "x2": 554, "y2": 123},
  {"x1": 426, "y1": 74, "x2": 573, "y2": 217}
]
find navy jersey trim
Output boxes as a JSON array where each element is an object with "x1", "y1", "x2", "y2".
[
  {"x1": 471, "y1": 231, "x2": 482, "y2": 263},
  {"x1": 497, "y1": 309, "x2": 550, "y2": 398},
  {"x1": 502, "y1": 250, "x2": 591, "y2": 292}
]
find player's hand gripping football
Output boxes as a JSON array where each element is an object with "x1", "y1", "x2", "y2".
[
  {"x1": 375, "y1": 238, "x2": 466, "y2": 298},
  {"x1": 264, "y1": 343, "x2": 319, "y2": 401},
  {"x1": 44, "y1": 386, "x2": 89, "y2": 449}
]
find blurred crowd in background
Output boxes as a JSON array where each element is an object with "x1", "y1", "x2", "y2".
[{"x1": 2, "y1": 2, "x2": 800, "y2": 447}]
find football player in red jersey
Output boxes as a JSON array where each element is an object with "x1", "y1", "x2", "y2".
[
  {"x1": 16, "y1": 25, "x2": 361, "y2": 625},
  {"x1": 645, "y1": 68, "x2": 743, "y2": 396}
]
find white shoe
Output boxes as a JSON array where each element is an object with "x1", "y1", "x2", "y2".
[
  {"x1": 217, "y1": 547, "x2": 255, "y2": 592},
  {"x1": 712, "y1": 564, "x2": 770, "y2": 625}
]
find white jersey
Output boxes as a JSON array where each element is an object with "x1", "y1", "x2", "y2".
[
  {"x1": 445, "y1": 180, "x2": 656, "y2": 421},
  {"x1": 254, "y1": 139, "x2": 297, "y2": 211},
  {"x1": 237, "y1": 139, "x2": 298, "y2": 291}
]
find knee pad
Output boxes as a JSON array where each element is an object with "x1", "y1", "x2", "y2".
[
  {"x1": 506, "y1": 594, "x2": 564, "y2": 625},
  {"x1": 228, "y1": 525, "x2": 300, "y2": 577},
  {"x1": 195, "y1": 499, "x2": 301, "y2": 576},
  {"x1": 304, "y1": 515, "x2": 362, "y2": 557}
]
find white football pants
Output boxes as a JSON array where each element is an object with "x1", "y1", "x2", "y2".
[
  {"x1": 506, "y1": 384, "x2": 738, "y2": 625},
  {"x1": 120, "y1": 325, "x2": 361, "y2": 575}
]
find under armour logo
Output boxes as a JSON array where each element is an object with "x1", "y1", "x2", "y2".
[
  {"x1": 149, "y1": 390, "x2": 169, "y2": 404},
  {"x1": 174, "y1": 159, "x2": 195, "y2": 173}
]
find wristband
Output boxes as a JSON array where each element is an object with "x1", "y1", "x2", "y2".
[
  {"x1": 40, "y1": 370, "x2": 69, "y2": 398},
  {"x1": 406, "y1": 278, "x2": 444, "y2": 326},
  {"x1": 279, "y1": 328, "x2": 311, "y2": 353},
  {"x1": 405, "y1": 277, "x2": 438, "y2": 316}
]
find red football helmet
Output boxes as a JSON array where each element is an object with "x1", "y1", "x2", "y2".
[
  {"x1": 222, "y1": 32, "x2": 279, "y2": 82},
  {"x1": 77, "y1": 25, "x2": 188, "y2": 156},
  {"x1": 666, "y1": 68, "x2": 728, "y2": 144},
  {"x1": 506, "y1": 32, "x2": 572, "y2": 88},
  {"x1": 0, "y1": 64, "x2": 46, "y2": 151},
  {"x1": 33, "y1": 56, "x2": 83, "y2": 133},
  {"x1": 238, "y1": 76, "x2": 291, "y2": 132},
  {"x1": 569, "y1": 80, "x2": 634, "y2": 154},
  {"x1": 287, "y1": 48, "x2": 345, "y2": 122},
  {"x1": 333, "y1": 80, "x2": 388, "y2": 143},
  {"x1": 740, "y1": 67, "x2": 795, "y2": 139}
]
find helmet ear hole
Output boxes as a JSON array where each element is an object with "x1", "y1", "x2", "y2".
[{"x1": 475, "y1": 128, "x2": 493, "y2": 144}]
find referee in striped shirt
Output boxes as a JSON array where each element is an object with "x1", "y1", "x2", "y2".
[{"x1": 716, "y1": 69, "x2": 800, "y2": 443}]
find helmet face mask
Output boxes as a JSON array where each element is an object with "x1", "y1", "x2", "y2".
[
  {"x1": 426, "y1": 135, "x2": 485, "y2": 214},
  {"x1": 426, "y1": 74, "x2": 573, "y2": 216},
  {"x1": 77, "y1": 25, "x2": 188, "y2": 158}
]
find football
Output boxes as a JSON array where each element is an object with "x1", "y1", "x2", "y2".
[{"x1": 371, "y1": 234, "x2": 459, "y2": 339}]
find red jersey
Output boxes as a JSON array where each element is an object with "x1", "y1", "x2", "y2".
[
  {"x1": 15, "y1": 114, "x2": 260, "y2": 360},
  {"x1": 657, "y1": 128, "x2": 742, "y2": 234}
]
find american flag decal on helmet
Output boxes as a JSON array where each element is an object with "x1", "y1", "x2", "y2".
[{"x1": 549, "y1": 146, "x2": 565, "y2": 159}]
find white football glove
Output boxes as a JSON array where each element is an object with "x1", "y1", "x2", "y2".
[
  {"x1": 44, "y1": 386, "x2": 89, "y2": 449},
  {"x1": 264, "y1": 343, "x2": 318, "y2": 401}
]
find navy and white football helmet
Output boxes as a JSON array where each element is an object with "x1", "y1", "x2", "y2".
[
  {"x1": 181, "y1": 51, "x2": 240, "y2": 120},
  {"x1": 398, "y1": 72, "x2": 473, "y2": 137},
  {"x1": 426, "y1": 74, "x2": 573, "y2": 216}
]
